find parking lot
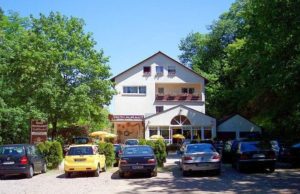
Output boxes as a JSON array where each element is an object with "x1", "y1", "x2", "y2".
[{"x1": 0, "y1": 153, "x2": 299, "y2": 194}]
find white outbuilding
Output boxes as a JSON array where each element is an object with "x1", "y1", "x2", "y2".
[{"x1": 217, "y1": 114, "x2": 262, "y2": 140}]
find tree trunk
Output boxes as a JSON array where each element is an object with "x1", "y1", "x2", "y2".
[{"x1": 51, "y1": 120, "x2": 57, "y2": 140}]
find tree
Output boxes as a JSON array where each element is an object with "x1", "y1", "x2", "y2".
[
  {"x1": 0, "y1": 11, "x2": 115, "y2": 144},
  {"x1": 179, "y1": 0, "x2": 300, "y2": 140}
]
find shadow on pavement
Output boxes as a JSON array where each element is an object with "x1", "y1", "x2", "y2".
[
  {"x1": 111, "y1": 170, "x2": 152, "y2": 180},
  {"x1": 116, "y1": 154, "x2": 300, "y2": 194}
]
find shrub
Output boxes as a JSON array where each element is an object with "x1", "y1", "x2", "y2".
[
  {"x1": 139, "y1": 139, "x2": 167, "y2": 167},
  {"x1": 98, "y1": 142, "x2": 115, "y2": 167},
  {"x1": 37, "y1": 141, "x2": 63, "y2": 169}
]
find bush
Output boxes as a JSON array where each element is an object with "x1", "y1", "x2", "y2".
[
  {"x1": 98, "y1": 142, "x2": 115, "y2": 167},
  {"x1": 139, "y1": 139, "x2": 167, "y2": 167},
  {"x1": 37, "y1": 141, "x2": 63, "y2": 169}
]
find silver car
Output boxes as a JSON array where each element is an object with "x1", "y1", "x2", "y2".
[{"x1": 181, "y1": 143, "x2": 221, "y2": 176}]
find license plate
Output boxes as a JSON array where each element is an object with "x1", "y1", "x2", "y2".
[
  {"x1": 3, "y1": 161, "x2": 15, "y2": 165},
  {"x1": 253, "y1": 154, "x2": 265, "y2": 158},
  {"x1": 132, "y1": 165, "x2": 143, "y2": 169},
  {"x1": 74, "y1": 159, "x2": 86, "y2": 162}
]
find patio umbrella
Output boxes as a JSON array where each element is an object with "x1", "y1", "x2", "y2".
[
  {"x1": 150, "y1": 135, "x2": 164, "y2": 140},
  {"x1": 105, "y1": 133, "x2": 117, "y2": 138},
  {"x1": 89, "y1": 131, "x2": 109, "y2": 137},
  {"x1": 172, "y1": 134, "x2": 185, "y2": 139}
]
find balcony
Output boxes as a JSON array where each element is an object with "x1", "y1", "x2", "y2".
[{"x1": 155, "y1": 94, "x2": 202, "y2": 102}]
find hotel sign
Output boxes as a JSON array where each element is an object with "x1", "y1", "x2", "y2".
[
  {"x1": 111, "y1": 115, "x2": 144, "y2": 121},
  {"x1": 30, "y1": 120, "x2": 48, "y2": 144}
]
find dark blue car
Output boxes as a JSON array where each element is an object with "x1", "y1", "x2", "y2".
[
  {"x1": 0, "y1": 144, "x2": 47, "y2": 179},
  {"x1": 118, "y1": 145, "x2": 157, "y2": 178}
]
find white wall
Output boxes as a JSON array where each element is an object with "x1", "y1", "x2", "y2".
[
  {"x1": 218, "y1": 115, "x2": 261, "y2": 138},
  {"x1": 145, "y1": 106, "x2": 216, "y2": 138},
  {"x1": 113, "y1": 53, "x2": 206, "y2": 115}
]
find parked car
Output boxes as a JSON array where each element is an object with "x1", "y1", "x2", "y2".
[
  {"x1": 114, "y1": 144, "x2": 123, "y2": 166},
  {"x1": 180, "y1": 143, "x2": 221, "y2": 176},
  {"x1": 64, "y1": 144, "x2": 106, "y2": 178},
  {"x1": 232, "y1": 141, "x2": 276, "y2": 172},
  {"x1": 118, "y1": 145, "x2": 157, "y2": 178},
  {"x1": 124, "y1": 139, "x2": 139, "y2": 146},
  {"x1": 0, "y1": 144, "x2": 47, "y2": 179},
  {"x1": 289, "y1": 142, "x2": 300, "y2": 167},
  {"x1": 222, "y1": 139, "x2": 250, "y2": 163}
]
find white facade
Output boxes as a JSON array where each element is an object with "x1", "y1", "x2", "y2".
[
  {"x1": 218, "y1": 114, "x2": 261, "y2": 139},
  {"x1": 111, "y1": 51, "x2": 216, "y2": 143}
]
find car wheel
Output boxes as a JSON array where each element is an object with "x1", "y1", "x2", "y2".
[
  {"x1": 267, "y1": 166, "x2": 275, "y2": 173},
  {"x1": 182, "y1": 170, "x2": 189, "y2": 176},
  {"x1": 214, "y1": 169, "x2": 221, "y2": 176},
  {"x1": 41, "y1": 163, "x2": 47, "y2": 173},
  {"x1": 102, "y1": 163, "x2": 107, "y2": 172},
  {"x1": 236, "y1": 162, "x2": 242, "y2": 172},
  {"x1": 26, "y1": 165, "x2": 34, "y2": 178},
  {"x1": 94, "y1": 166, "x2": 100, "y2": 177},
  {"x1": 65, "y1": 172, "x2": 71, "y2": 178},
  {"x1": 119, "y1": 172, "x2": 125, "y2": 178}
]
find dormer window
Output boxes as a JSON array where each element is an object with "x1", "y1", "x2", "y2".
[
  {"x1": 143, "y1": 66, "x2": 151, "y2": 76},
  {"x1": 156, "y1": 66, "x2": 164, "y2": 75},
  {"x1": 168, "y1": 66, "x2": 176, "y2": 76}
]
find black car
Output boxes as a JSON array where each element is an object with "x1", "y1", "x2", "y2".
[
  {"x1": 118, "y1": 145, "x2": 157, "y2": 178},
  {"x1": 114, "y1": 144, "x2": 123, "y2": 166},
  {"x1": 0, "y1": 144, "x2": 47, "y2": 178},
  {"x1": 232, "y1": 141, "x2": 276, "y2": 172}
]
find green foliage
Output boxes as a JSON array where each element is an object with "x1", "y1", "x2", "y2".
[
  {"x1": 98, "y1": 142, "x2": 115, "y2": 167},
  {"x1": 139, "y1": 139, "x2": 166, "y2": 167},
  {"x1": 37, "y1": 141, "x2": 63, "y2": 169},
  {"x1": 179, "y1": 0, "x2": 300, "y2": 140},
  {"x1": 0, "y1": 10, "x2": 115, "y2": 144}
]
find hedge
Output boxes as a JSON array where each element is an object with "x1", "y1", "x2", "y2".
[
  {"x1": 98, "y1": 142, "x2": 115, "y2": 167},
  {"x1": 139, "y1": 139, "x2": 167, "y2": 167},
  {"x1": 37, "y1": 141, "x2": 63, "y2": 169}
]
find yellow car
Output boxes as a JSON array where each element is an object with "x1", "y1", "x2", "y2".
[{"x1": 64, "y1": 144, "x2": 106, "y2": 177}]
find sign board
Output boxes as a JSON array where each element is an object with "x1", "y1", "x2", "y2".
[
  {"x1": 110, "y1": 115, "x2": 144, "y2": 121},
  {"x1": 30, "y1": 120, "x2": 48, "y2": 144}
]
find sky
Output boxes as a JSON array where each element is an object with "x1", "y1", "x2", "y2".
[{"x1": 0, "y1": 0, "x2": 235, "y2": 77}]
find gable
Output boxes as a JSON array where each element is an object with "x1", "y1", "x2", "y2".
[
  {"x1": 218, "y1": 115, "x2": 261, "y2": 132},
  {"x1": 112, "y1": 51, "x2": 208, "y2": 84},
  {"x1": 145, "y1": 105, "x2": 215, "y2": 126}
]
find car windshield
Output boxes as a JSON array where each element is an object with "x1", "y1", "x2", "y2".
[
  {"x1": 68, "y1": 146, "x2": 93, "y2": 155},
  {"x1": 0, "y1": 145, "x2": 25, "y2": 156},
  {"x1": 125, "y1": 140, "x2": 138, "y2": 145},
  {"x1": 123, "y1": 146, "x2": 153, "y2": 155},
  {"x1": 186, "y1": 144, "x2": 215, "y2": 153},
  {"x1": 241, "y1": 141, "x2": 272, "y2": 152}
]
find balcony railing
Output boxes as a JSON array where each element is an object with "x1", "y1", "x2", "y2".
[{"x1": 155, "y1": 94, "x2": 202, "y2": 101}]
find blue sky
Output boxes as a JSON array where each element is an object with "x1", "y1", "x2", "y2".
[{"x1": 0, "y1": 0, "x2": 235, "y2": 77}]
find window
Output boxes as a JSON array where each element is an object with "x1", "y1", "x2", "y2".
[
  {"x1": 158, "y1": 88, "x2": 164, "y2": 94},
  {"x1": 168, "y1": 66, "x2": 176, "y2": 75},
  {"x1": 156, "y1": 106, "x2": 164, "y2": 113},
  {"x1": 156, "y1": 66, "x2": 164, "y2": 75},
  {"x1": 149, "y1": 128, "x2": 157, "y2": 137},
  {"x1": 182, "y1": 87, "x2": 195, "y2": 94},
  {"x1": 123, "y1": 86, "x2": 146, "y2": 94},
  {"x1": 139, "y1": 86, "x2": 146, "y2": 94},
  {"x1": 143, "y1": 66, "x2": 151, "y2": 75}
]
